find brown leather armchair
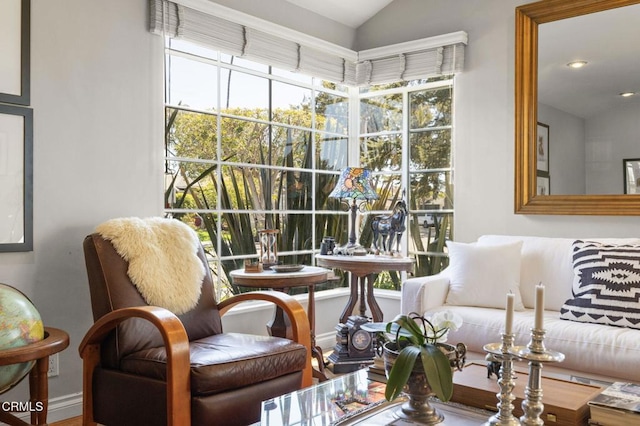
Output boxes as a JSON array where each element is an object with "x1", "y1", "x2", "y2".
[{"x1": 78, "y1": 233, "x2": 312, "y2": 426}]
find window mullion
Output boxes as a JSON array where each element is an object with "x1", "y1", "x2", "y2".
[
  {"x1": 401, "y1": 89, "x2": 410, "y2": 257},
  {"x1": 348, "y1": 85, "x2": 360, "y2": 166}
]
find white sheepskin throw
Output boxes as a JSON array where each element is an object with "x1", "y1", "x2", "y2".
[{"x1": 96, "y1": 217, "x2": 205, "y2": 315}]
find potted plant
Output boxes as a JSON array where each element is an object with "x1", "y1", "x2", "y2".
[{"x1": 363, "y1": 311, "x2": 466, "y2": 422}]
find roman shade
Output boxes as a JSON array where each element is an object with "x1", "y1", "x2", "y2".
[{"x1": 149, "y1": 0, "x2": 466, "y2": 86}]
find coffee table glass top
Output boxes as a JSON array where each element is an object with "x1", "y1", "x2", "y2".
[
  {"x1": 259, "y1": 370, "x2": 387, "y2": 425},
  {"x1": 258, "y1": 369, "x2": 493, "y2": 425}
]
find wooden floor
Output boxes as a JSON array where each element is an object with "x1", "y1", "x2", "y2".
[{"x1": 51, "y1": 417, "x2": 81, "y2": 426}]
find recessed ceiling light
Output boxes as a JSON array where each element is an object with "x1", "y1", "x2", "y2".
[
  {"x1": 567, "y1": 61, "x2": 588, "y2": 69},
  {"x1": 620, "y1": 92, "x2": 636, "y2": 97}
]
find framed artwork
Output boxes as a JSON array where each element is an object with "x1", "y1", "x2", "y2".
[
  {"x1": 624, "y1": 158, "x2": 640, "y2": 194},
  {"x1": 0, "y1": 0, "x2": 30, "y2": 105},
  {"x1": 537, "y1": 175, "x2": 550, "y2": 196},
  {"x1": 0, "y1": 104, "x2": 33, "y2": 252},
  {"x1": 536, "y1": 122, "x2": 549, "y2": 174}
]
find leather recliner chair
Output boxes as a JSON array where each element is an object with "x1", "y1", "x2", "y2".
[{"x1": 78, "y1": 233, "x2": 312, "y2": 426}]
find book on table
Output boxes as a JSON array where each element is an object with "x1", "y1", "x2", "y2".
[
  {"x1": 366, "y1": 357, "x2": 387, "y2": 383},
  {"x1": 588, "y1": 382, "x2": 640, "y2": 425}
]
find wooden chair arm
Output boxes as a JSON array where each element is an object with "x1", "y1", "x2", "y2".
[
  {"x1": 218, "y1": 291, "x2": 313, "y2": 387},
  {"x1": 78, "y1": 306, "x2": 190, "y2": 426}
]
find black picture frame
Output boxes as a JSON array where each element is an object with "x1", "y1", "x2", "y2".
[
  {"x1": 0, "y1": 0, "x2": 31, "y2": 106},
  {"x1": 0, "y1": 104, "x2": 33, "y2": 252}
]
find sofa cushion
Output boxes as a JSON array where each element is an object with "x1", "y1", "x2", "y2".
[
  {"x1": 477, "y1": 235, "x2": 640, "y2": 311},
  {"x1": 445, "y1": 240, "x2": 525, "y2": 310},
  {"x1": 560, "y1": 240, "x2": 640, "y2": 329},
  {"x1": 427, "y1": 305, "x2": 640, "y2": 382},
  {"x1": 478, "y1": 235, "x2": 575, "y2": 310}
]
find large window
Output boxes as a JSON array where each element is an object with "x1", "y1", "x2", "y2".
[
  {"x1": 359, "y1": 80, "x2": 454, "y2": 288},
  {"x1": 164, "y1": 40, "x2": 454, "y2": 299}
]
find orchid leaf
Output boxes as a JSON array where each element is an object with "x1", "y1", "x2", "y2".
[
  {"x1": 391, "y1": 315, "x2": 425, "y2": 346},
  {"x1": 420, "y1": 345, "x2": 454, "y2": 402},
  {"x1": 385, "y1": 345, "x2": 420, "y2": 401}
]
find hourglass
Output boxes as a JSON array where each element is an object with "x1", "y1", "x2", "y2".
[{"x1": 259, "y1": 229, "x2": 279, "y2": 270}]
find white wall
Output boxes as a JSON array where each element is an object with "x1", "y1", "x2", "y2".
[
  {"x1": 538, "y1": 103, "x2": 586, "y2": 195},
  {"x1": 585, "y1": 102, "x2": 640, "y2": 194},
  {"x1": 204, "y1": 0, "x2": 356, "y2": 48},
  {"x1": 2, "y1": 0, "x2": 640, "y2": 420},
  {"x1": 536, "y1": 100, "x2": 640, "y2": 196},
  {"x1": 1, "y1": 0, "x2": 164, "y2": 416}
]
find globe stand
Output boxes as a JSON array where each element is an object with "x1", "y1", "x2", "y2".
[{"x1": 0, "y1": 327, "x2": 69, "y2": 426}]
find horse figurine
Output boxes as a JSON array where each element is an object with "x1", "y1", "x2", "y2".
[{"x1": 371, "y1": 199, "x2": 407, "y2": 255}]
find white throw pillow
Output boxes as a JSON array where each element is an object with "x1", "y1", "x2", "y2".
[{"x1": 445, "y1": 241, "x2": 525, "y2": 310}]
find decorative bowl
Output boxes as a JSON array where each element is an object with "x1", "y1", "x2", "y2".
[{"x1": 270, "y1": 264, "x2": 305, "y2": 273}]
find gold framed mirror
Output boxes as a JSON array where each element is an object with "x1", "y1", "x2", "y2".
[{"x1": 515, "y1": 0, "x2": 640, "y2": 215}]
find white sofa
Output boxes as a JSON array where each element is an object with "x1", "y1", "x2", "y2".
[{"x1": 401, "y1": 235, "x2": 640, "y2": 382}]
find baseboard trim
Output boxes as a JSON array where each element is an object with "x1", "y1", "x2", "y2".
[{"x1": 17, "y1": 392, "x2": 83, "y2": 423}]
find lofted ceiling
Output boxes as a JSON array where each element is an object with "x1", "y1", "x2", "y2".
[
  {"x1": 538, "y1": 4, "x2": 640, "y2": 119},
  {"x1": 283, "y1": 0, "x2": 394, "y2": 28}
]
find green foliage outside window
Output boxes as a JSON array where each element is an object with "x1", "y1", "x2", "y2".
[{"x1": 164, "y1": 49, "x2": 453, "y2": 298}]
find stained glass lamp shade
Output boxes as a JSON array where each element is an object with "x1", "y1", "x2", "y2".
[{"x1": 329, "y1": 168, "x2": 379, "y2": 246}]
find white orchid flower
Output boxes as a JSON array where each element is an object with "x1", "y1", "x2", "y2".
[{"x1": 429, "y1": 310, "x2": 463, "y2": 333}]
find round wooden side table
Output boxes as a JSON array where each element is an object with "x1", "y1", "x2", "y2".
[
  {"x1": 230, "y1": 266, "x2": 330, "y2": 381},
  {"x1": 315, "y1": 254, "x2": 414, "y2": 323},
  {"x1": 0, "y1": 327, "x2": 70, "y2": 426}
]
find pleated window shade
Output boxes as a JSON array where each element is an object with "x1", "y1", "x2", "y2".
[{"x1": 150, "y1": 0, "x2": 466, "y2": 86}]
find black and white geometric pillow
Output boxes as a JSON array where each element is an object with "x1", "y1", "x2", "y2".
[{"x1": 560, "y1": 240, "x2": 640, "y2": 329}]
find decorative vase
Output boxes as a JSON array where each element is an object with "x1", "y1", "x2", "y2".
[{"x1": 383, "y1": 341, "x2": 466, "y2": 424}]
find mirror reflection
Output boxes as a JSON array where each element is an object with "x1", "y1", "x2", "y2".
[{"x1": 537, "y1": 4, "x2": 640, "y2": 195}]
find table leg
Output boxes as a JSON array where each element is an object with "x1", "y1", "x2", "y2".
[
  {"x1": 266, "y1": 289, "x2": 293, "y2": 340},
  {"x1": 366, "y1": 273, "x2": 384, "y2": 322},
  {"x1": 264, "y1": 285, "x2": 328, "y2": 381},
  {"x1": 339, "y1": 272, "x2": 359, "y2": 324},
  {"x1": 358, "y1": 275, "x2": 367, "y2": 318},
  {"x1": 30, "y1": 356, "x2": 49, "y2": 425},
  {"x1": 307, "y1": 285, "x2": 328, "y2": 382}
]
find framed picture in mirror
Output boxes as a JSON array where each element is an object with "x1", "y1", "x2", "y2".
[
  {"x1": 537, "y1": 175, "x2": 550, "y2": 196},
  {"x1": 537, "y1": 122, "x2": 549, "y2": 174},
  {"x1": 624, "y1": 158, "x2": 640, "y2": 194}
]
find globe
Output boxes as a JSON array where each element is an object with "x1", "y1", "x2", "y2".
[{"x1": 0, "y1": 283, "x2": 44, "y2": 393}]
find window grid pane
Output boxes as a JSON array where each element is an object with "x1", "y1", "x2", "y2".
[
  {"x1": 165, "y1": 46, "x2": 351, "y2": 299},
  {"x1": 165, "y1": 40, "x2": 454, "y2": 297}
]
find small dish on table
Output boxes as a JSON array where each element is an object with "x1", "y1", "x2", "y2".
[{"x1": 271, "y1": 264, "x2": 305, "y2": 273}]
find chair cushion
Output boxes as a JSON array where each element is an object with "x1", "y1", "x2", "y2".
[{"x1": 119, "y1": 332, "x2": 307, "y2": 396}]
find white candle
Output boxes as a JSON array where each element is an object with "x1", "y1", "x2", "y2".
[
  {"x1": 505, "y1": 292, "x2": 514, "y2": 335},
  {"x1": 534, "y1": 284, "x2": 545, "y2": 330}
]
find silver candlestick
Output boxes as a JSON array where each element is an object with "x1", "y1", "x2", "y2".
[
  {"x1": 483, "y1": 333, "x2": 521, "y2": 426},
  {"x1": 509, "y1": 328, "x2": 564, "y2": 426}
]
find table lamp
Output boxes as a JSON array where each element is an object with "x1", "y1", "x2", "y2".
[{"x1": 328, "y1": 167, "x2": 379, "y2": 248}]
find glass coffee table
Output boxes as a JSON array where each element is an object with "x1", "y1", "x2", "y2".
[{"x1": 257, "y1": 369, "x2": 492, "y2": 425}]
